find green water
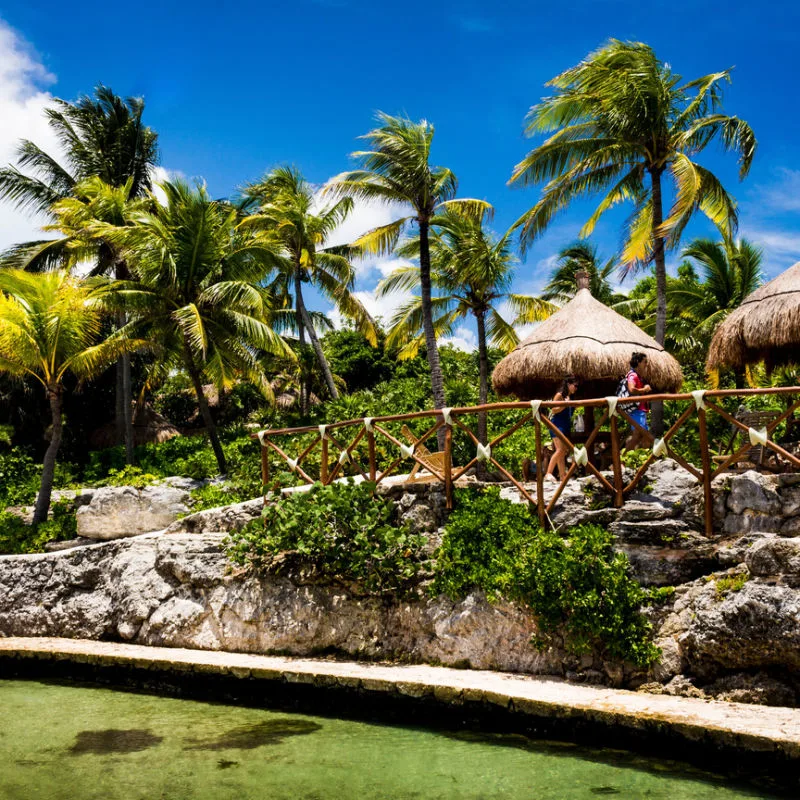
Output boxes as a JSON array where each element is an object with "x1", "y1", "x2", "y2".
[{"x1": 0, "y1": 679, "x2": 776, "y2": 799}]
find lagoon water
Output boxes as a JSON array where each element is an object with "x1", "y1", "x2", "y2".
[{"x1": 0, "y1": 679, "x2": 775, "y2": 799}]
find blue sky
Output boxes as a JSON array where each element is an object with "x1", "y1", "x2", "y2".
[{"x1": 1, "y1": 1, "x2": 799, "y2": 346}]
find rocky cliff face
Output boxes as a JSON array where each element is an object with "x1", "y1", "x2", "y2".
[{"x1": 2, "y1": 461, "x2": 800, "y2": 705}]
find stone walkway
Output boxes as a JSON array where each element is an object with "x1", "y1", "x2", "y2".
[{"x1": 1, "y1": 636, "x2": 799, "y2": 763}]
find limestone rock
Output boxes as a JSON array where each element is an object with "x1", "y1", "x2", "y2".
[
  {"x1": 782, "y1": 487, "x2": 800, "y2": 518},
  {"x1": 705, "y1": 672, "x2": 796, "y2": 707},
  {"x1": 746, "y1": 537, "x2": 800, "y2": 578},
  {"x1": 77, "y1": 485, "x2": 191, "y2": 540},
  {"x1": 618, "y1": 543, "x2": 716, "y2": 586},
  {"x1": 166, "y1": 497, "x2": 263, "y2": 534},
  {"x1": 714, "y1": 533, "x2": 777, "y2": 568},
  {"x1": 727, "y1": 471, "x2": 782, "y2": 515}
]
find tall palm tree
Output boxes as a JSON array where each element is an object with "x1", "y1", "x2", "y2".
[
  {"x1": 0, "y1": 85, "x2": 160, "y2": 461},
  {"x1": 0, "y1": 270, "x2": 145, "y2": 523},
  {"x1": 542, "y1": 242, "x2": 625, "y2": 305},
  {"x1": 241, "y1": 166, "x2": 375, "y2": 407},
  {"x1": 671, "y1": 236, "x2": 763, "y2": 385},
  {"x1": 326, "y1": 113, "x2": 490, "y2": 434},
  {"x1": 510, "y1": 40, "x2": 756, "y2": 350},
  {"x1": 379, "y1": 208, "x2": 553, "y2": 446},
  {"x1": 100, "y1": 180, "x2": 292, "y2": 474}
]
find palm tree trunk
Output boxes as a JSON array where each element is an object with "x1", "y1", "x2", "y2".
[
  {"x1": 295, "y1": 271, "x2": 339, "y2": 401},
  {"x1": 295, "y1": 271, "x2": 309, "y2": 415},
  {"x1": 418, "y1": 218, "x2": 447, "y2": 449},
  {"x1": 476, "y1": 311, "x2": 489, "y2": 480},
  {"x1": 183, "y1": 344, "x2": 227, "y2": 474},
  {"x1": 122, "y1": 351, "x2": 134, "y2": 464},
  {"x1": 32, "y1": 386, "x2": 63, "y2": 525},
  {"x1": 650, "y1": 167, "x2": 667, "y2": 436}
]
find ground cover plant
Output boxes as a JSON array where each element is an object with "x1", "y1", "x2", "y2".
[{"x1": 226, "y1": 481, "x2": 428, "y2": 595}]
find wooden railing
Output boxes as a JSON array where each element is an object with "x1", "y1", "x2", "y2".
[{"x1": 252, "y1": 387, "x2": 800, "y2": 536}]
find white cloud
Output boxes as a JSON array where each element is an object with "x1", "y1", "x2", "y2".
[
  {"x1": 441, "y1": 325, "x2": 477, "y2": 353},
  {"x1": 0, "y1": 20, "x2": 62, "y2": 251},
  {"x1": 328, "y1": 273, "x2": 413, "y2": 330},
  {"x1": 751, "y1": 168, "x2": 800, "y2": 213}
]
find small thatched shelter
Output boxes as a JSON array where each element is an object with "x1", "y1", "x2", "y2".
[
  {"x1": 707, "y1": 261, "x2": 800, "y2": 373},
  {"x1": 89, "y1": 404, "x2": 180, "y2": 449},
  {"x1": 492, "y1": 272, "x2": 683, "y2": 399}
]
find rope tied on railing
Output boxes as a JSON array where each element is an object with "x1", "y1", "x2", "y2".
[
  {"x1": 318, "y1": 424, "x2": 328, "y2": 440},
  {"x1": 749, "y1": 426, "x2": 768, "y2": 447},
  {"x1": 476, "y1": 442, "x2": 492, "y2": 461},
  {"x1": 363, "y1": 417, "x2": 374, "y2": 432},
  {"x1": 257, "y1": 430, "x2": 267, "y2": 445},
  {"x1": 286, "y1": 457, "x2": 299, "y2": 472},
  {"x1": 652, "y1": 437, "x2": 668, "y2": 458},
  {"x1": 529, "y1": 399, "x2": 542, "y2": 421},
  {"x1": 338, "y1": 449, "x2": 351, "y2": 464},
  {"x1": 441, "y1": 407, "x2": 453, "y2": 426},
  {"x1": 399, "y1": 443, "x2": 415, "y2": 459},
  {"x1": 573, "y1": 446, "x2": 588, "y2": 467},
  {"x1": 691, "y1": 390, "x2": 707, "y2": 410},
  {"x1": 605, "y1": 397, "x2": 618, "y2": 417}
]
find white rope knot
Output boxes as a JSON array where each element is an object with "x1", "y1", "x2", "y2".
[
  {"x1": 476, "y1": 442, "x2": 492, "y2": 461},
  {"x1": 318, "y1": 424, "x2": 328, "y2": 440},
  {"x1": 691, "y1": 390, "x2": 707, "y2": 410},
  {"x1": 441, "y1": 406, "x2": 453, "y2": 426},
  {"x1": 363, "y1": 417, "x2": 373, "y2": 432},
  {"x1": 286, "y1": 457, "x2": 299, "y2": 472},
  {"x1": 338, "y1": 450, "x2": 351, "y2": 465},
  {"x1": 749, "y1": 426, "x2": 768, "y2": 447},
  {"x1": 399, "y1": 443, "x2": 415, "y2": 460},
  {"x1": 529, "y1": 399, "x2": 542, "y2": 421},
  {"x1": 605, "y1": 397, "x2": 618, "y2": 417},
  {"x1": 652, "y1": 437, "x2": 668, "y2": 458},
  {"x1": 573, "y1": 446, "x2": 588, "y2": 467},
  {"x1": 257, "y1": 430, "x2": 266, "y2": 445}
]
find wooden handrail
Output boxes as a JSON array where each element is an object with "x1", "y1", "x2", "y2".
[{"x1": 253, "y1": 386, "x2": 800, "y2": 536}]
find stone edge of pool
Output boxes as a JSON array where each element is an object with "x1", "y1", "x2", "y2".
[{"x1": 1, "y1": 636, "x2": 799, "y2": 791}]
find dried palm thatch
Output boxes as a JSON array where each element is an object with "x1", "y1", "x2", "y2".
[
  {"x1": 89, "y1": 404, "x2": 180, "y2": 449},
  {"x1": 492, "y1": 273, "x2": 683, "y2": 399},
  {"x1": 707, "y1": 261, "x2": 800, "y2": 373}
]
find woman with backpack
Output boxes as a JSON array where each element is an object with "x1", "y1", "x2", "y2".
[
  {"x1": 545, "y1": 375, "x2": 580, "y2": 482},
  {"x1": 622, "y1": 352, "x2": 652, "y2": 450}
]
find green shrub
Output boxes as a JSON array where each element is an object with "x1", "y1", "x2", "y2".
[
  {"x1": 432, "y1": 487, "x2": 658, "y2": 667},
  {"x1": 188, "y1": 481, "x2": 260, "y2": 513},
  {"x1": 227, "y1": 481, "x2": 427, "y2": 595},
  {"x1": 0, "y1": 500, "x2": 77, "y2": 555},
  {"x1": 101, "y1": 465, "x2": 160, "y2": 489}
]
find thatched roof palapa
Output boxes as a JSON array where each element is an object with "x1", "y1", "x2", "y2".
[
  {"x1": 707, "y1": 261, "x2": 800, "y2": 373},
  {"x1": 492, "y1": 272, "x2": 683, "y2": 399}
]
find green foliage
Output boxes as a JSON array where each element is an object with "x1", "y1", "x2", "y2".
[
  {"x1": 101, "y1": 465, "x2": 160, "y2": 489},
  {"x1": 432, "y1": 487, "x2": 658, "y2": 666},
  {"x1": 323, "y1": 328, "x2": 395, "y2": 391},
  {"x1": 0, "y1": 449, "x2": 40, "y2": 507},
  {"x1": 714, "y1": 572, "x2": 748, "y2": 599},
  {"x1": 0, "y1": 500, "x2": 77, "y2": 555},
  {"x1": 188, "y1": 480, "x2": 259, "y2": 513},
  {"x1": 227, "y1": 481, "x2": 427, "y2": 595}
]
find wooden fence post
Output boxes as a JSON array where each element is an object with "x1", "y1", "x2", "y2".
[
  {"x1": 610, "y1": 415, "x2": 623, "y2": 508},
  {"x1": 535, "y1": 418, "x2": 545, "y2": 528},
  {"x1": 368, "y1": 429, "x2": 376, "y2": 482},
  {"x1": 321, "y1": 436, "x2": 329, "y2": 485},
  {"x1": 260, "y1": 443, "x2": 270, "y2": 504},
  {"x1": 697, "y1": 407, "x2": 714, "y2": 536},
  {"x1": 444, "y1": 423, "x2": 454, "y2": 510}
]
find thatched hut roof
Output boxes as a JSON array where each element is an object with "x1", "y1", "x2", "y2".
[
  {"x1": 492, "y1": 273, "x2": 683, "y2": 399},
  {"x1": 707, "y1": 261, "x2": 800, "y2": 372},
  {"x1": 88, "y1": 404, "x2": 180, "y2": 450}
]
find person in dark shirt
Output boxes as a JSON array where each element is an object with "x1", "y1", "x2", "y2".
[{"x1": 546, "y1": 375, "x2": 580, "y2": 481}]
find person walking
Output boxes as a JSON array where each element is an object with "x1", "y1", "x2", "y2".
[
  {"x1": 545, "y1": 375, "x2": 580, "y2": 481},
  {"x1": 624, "y1": 352, "x2": 652, "y2": 450}
]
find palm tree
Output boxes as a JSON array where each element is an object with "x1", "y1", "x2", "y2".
[
  {"x1": 0, "y1": 85, "x2": 160, "y2": 461},
  {"x1": 326, "y1": 113, "x2": 490, "y2": 435},
  {"x1": 379, "y1": 208, "x2": 553, "y2": 446},
  {"x1": 241, "y1": 166, "x2": 375, "y2": 408},
  {"x1": 671, "y1": 236, "x2": 763, "y2": 385},
  {"x1": 100, "y1": 179, "x2": 293, "y2": 474},
  {"x1": 542, "y1": 242, "x2": 625, "y2": 305},
  {"x1": 0, "y1": 270, "x2": 145, "y2": 523},
  {"x1": 510, "y1": 40, "x2": 756, "y2": 350}
]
